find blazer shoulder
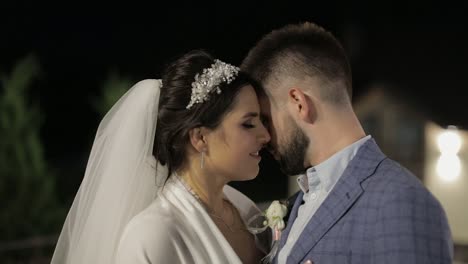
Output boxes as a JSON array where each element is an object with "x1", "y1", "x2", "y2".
[
  {"x1": 369, "y1": 157, "x2": 423, "y2": 189},
  {"x1": 367, "y1": 158, "x2": 444, "y2": 210}
]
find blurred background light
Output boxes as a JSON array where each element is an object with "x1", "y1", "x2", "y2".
[
  {"x1": 437, "y1": 126, "x2": 462, "y2": 154},
  {"x1": 436, "y1": 154, "x2": 461, "y2": 182}
]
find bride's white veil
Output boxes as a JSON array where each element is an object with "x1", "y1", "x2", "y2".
[{"x1": 51, "y1": 79, "x2": 168, "y2": 263}]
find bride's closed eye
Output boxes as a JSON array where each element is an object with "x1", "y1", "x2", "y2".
[
  {"x1": 242, "y1": 123, "x2": 255, "y2": 129},
  {"x1": 242, "y1": 116, "x2": 264, "y2": 129}
]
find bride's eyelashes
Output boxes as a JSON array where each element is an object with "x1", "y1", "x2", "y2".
[
  {"x1": 242, "y1": 116, "x2": 269, "y2": 129},
  {"x1": 242, "y1": 118, "x2": 261, "y2": 129},
  {"x1": 242, "y1": 123, "x2": 255, "y2": 129},
  {"x1": 242, "y1": 117, "x2": 263, "y2": 129}
]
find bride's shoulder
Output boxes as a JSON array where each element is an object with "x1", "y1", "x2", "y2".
[
  {"x1": 121, "y1": 199, "x2": 181, "y2": 241},
  {"x1": 116, "y1": 201, "x2": 186, "y2": 262},
  {"x1": 115, "y1": 198, "x2": 186, "y2": 262}
]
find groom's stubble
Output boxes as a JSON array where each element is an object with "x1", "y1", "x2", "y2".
[{"x1": 277, "y1": 119, "x2": 309, "y2": 176}]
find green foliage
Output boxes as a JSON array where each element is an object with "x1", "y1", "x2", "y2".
[
  {"x1": 92, "y1": 70, "x2": 133, "y2": 116},
  {"x1": 0, "y1": 55, "x2": 64, "y2": 241}
]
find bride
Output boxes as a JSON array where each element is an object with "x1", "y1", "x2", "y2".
[{"x1": 51, "y1": 49, "x2": 271, "y2": 263}]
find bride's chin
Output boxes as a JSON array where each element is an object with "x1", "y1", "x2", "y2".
[{"x1": 243, "y1": 169, "x2": 259, "y2": 181}]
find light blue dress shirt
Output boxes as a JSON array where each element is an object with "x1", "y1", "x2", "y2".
[{"x1": 277, "y1": 135, "x2": 371, "y2": 264}]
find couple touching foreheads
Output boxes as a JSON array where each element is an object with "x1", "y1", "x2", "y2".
[{"x1": 52, "y1": 22, "x2": 453, "y2": 264}]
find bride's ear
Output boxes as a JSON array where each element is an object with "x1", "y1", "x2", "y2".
[{"x1": 188, "y1": 127, "x2": 208, "y2": 152}]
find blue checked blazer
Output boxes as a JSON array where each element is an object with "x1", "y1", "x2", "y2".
[{"x1": 275, "y1": 139, "x2": 453, "y2": 264}]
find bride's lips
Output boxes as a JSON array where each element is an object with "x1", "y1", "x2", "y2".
[{"x1": 249, "y1": 151, "x2": 261, "y2": 160}]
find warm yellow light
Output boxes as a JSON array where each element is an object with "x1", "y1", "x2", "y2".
[
  {"x1": 437, "y1": 127, "x2": 462, "y2": 154},
  {"x1": 436, "y1": 154, "x2": 461, "y2": 182}
]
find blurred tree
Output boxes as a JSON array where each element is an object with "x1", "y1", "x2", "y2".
[
  {"x1": 0, "y1": 55, "x2": 64, "y2": 255},
  {"x1": 91, "y1": 70, "x2": 133, "y2": 116}
]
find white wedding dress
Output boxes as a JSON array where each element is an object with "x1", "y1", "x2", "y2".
[{"x1": 116, "y1": 174, "x2": 265, "y2": 263}]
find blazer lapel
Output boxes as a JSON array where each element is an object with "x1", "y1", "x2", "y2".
[
  {"x1": 279, "y1": 191, "x2": 304, "y2": 248},
  {"x1": 287, "y1": 139, "x2": 387, "y2": 264},
  {"x1": 272, "y1": 190, "x2": 303, "y2": 264}
]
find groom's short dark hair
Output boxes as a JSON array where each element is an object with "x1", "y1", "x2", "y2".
[{"x1": 241, "y1": 22, "x2": 352, "y2": 106}]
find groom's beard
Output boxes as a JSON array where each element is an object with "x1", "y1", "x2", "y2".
[{"x1": 277, "y1": 124, "x2": 309, "y2": 176}]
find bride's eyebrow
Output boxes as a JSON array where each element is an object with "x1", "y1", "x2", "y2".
[{"x1": 242, "y1": 112, "x2": 259, "y2": 119}]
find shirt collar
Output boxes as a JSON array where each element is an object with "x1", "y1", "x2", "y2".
[{"x1": 296, "y1": 135, "x2": 372, "y2": 193}]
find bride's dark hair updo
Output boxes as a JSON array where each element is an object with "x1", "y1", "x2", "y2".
[{"x1": 154, "y1": 50, "x2": 255, "y2": 176}]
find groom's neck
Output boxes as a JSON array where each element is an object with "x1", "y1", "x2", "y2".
[{"x1": 305, "y1": 110, "x2": 365, "y2": 167}]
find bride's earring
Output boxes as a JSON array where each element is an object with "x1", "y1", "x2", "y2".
[{"x1": 200, "y1": 150, "x2": 205, "y2": 169}]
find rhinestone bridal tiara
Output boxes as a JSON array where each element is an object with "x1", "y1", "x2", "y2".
[{"x1": 186, "y1": 59, "x2": 240, "y2": 109}]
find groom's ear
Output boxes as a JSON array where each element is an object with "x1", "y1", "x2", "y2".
[
  {"x1": 188, "y1": 127, "x2": 208, "y2": 152},
  {"x1": 287, "y1": 88, "x2": 316, "y2": 124}
]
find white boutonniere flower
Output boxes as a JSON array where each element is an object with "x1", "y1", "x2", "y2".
[{"x1": 263, "y1": 200, "x2": 288, "y2": 231}]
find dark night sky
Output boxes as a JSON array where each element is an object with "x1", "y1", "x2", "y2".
[{"x1": 2, "y1": 1, "x2": 468, "y2": 198}]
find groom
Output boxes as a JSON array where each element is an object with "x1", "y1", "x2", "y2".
[{"x1": 242, "y1": 22, "x2": 453, "y2": 263}]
